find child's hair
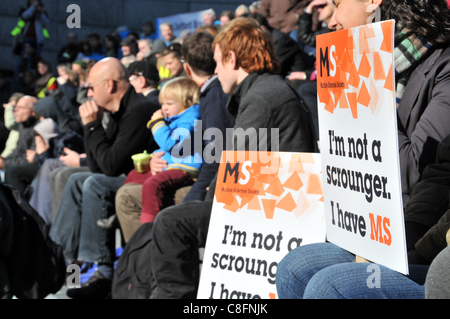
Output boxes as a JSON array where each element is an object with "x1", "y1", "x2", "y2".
[
  {"x1": 159, "y1": 77, "x2": 200, "y2": 110},
  {"x1": 65, "y1": 69, "x2": 79, "y2": 85},
  {"x1": 160, "y1": 43, "x2": 183, "y2": 59}
]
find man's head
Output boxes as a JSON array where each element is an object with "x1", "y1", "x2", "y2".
[
  {"x1": 203, "y1": 9, "x2": 216, "y2": 26},
  {"x1": 67, "y1": 32, "x2": 78, "y2": 45},
  {"x1": 142, "y1": 21, "x2": 155, "y2": 36},
  {"x1": 128, "y1": 60, "x2": 160, "y2": 93},
  {"x1": 181, "y1": 32, "x2": 216, "y2": 78},
  {"x1": 86, "y1": 57, "x2": 130, "y2": 113},
  {"x1": 160, "y1": 22, "x2": 175, "y2": 43},
  {"x1": 235, "y1": 4, "x2": 249, "y2": 17},
  {"x1": 161, "y1": 43, "x2": 184, "y2": 77},
  {"x1": 14, "y1": 96, "x2": 38, "y2": 123},
  {"x1": 220, "y1": 10, "x2": 235, "y2": 26},
  {"x1": 212, "y1": 17, "x2": 280, "y2": 94},
  {"x1": 138, "y1": 39, "x2": 153, "y2": 59},
  {"x1": 120, "y1": 36, "x2": 138, "y2": 57},
  {"x1": 87, "y1": 33, "x2": 101, "y2": 50}
]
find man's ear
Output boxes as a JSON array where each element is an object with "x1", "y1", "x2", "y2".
[
  {"x1": 183, "y1": 62, "x2": 192, "y2": 76},
  {"x1": 229, "y1": 51, "x2": 238, "y2": 70},
  {"x1": 108, "y1": 78, "x2": 117, "y2": 93},
  {"x1": 368, "y1": 0, "x2": 383, "y2": 12}
]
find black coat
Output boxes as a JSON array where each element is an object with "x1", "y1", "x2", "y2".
[
  {"x1": 183, "y1": 76, "x2": 234, "y2": 203},
  {"x1": 398, "y1": 46, "x2": 450, "y2": 205},
  {"x1": 405, "y1": 134, "x2": 450, "y2": 265},
  {"x1": 3, "y1": 116, "x2": 38, "y2": 167},
  {"x1": 83, "y1": 86, "x2": 159, "y2": 176}
]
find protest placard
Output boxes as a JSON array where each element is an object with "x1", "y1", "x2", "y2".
[
  {"x1": 316, "y1": 20, "x2": 408, "y2": 275},
  {"x1": 197, "y1": 151, "x2": 326, "y2": 299}
]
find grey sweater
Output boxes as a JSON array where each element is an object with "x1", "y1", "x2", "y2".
[{"x1": 226, "y1": 72, "x2": 316, "y2": 153}]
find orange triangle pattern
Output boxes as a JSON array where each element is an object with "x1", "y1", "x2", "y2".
[
  {"x1": 369, "y1": 77, "x2": 380, "y2": 114},
  {"x1": 339, "y1": 89, "x2": 349, "y2": 109},
  {"x1": 317, "y1": 21, "x2": 394, "y2": 120},
  {"x1": 357, "y1": 81, "x2": 371, "y2": 107},
  {"x1": 247, "y1": 196, "x2": 261, "y2": 210},
  {"x1": 276, "y1": 192, "x2": 297, "y2": 212},
  {"x1": 306, "y1": 173, "x2": 323, "y2": 195},
  {"x1": 293, "y1": 191, "x2": 310, "y2": 219},
  {"x1": 373, "y1": 52, "x2": 386, "y2": 81},
  {"x1": 265, "y1": 178, "x2": 285, "y2": 197},
  {"x1": 215, "y1": 152, "x2": 323, "y2": 220},
  {"x1": 358, "y1": 28, "x2": 371, "y2": 55},
  {"x1": 283, "y1": 172, "x2": 303, "y2": 191},
  {"x1": 347, "y1": 92, "x2": 358, "y2": 119},
  {"x1": 223, "y1": 195, "x2": 240, "y2": 213},
  {"x1": 348, "y1": 63, "x2": 360, "y2": 88},
  {"x1": 358, "y1": 51, "x2": 372, "y2": 78},
  {"x1": 261, "y1": 199, "x2": 276, "y2": 219},
  {"x1": 384, "y1": 63, "x2": 394, "y2": 91},
  {"x1": 380, "y1": 20, "x2": 393, "y2": 53}
]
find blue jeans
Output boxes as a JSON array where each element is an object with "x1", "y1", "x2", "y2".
[
  {"x1": 49, "y1": 172, "x2": 125, "y2": 264},
  {"x1": 276, "y1": 243, "x2": 427, "y2": 299},
  {"x1": 29, "y1": 159, "x2": 66, "y2": 224}
]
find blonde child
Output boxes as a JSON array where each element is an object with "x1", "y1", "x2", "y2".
[{"x1": 125, "y1": 77, "x2": 203, "y2": 223}]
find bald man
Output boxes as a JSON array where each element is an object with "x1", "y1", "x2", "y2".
[
  {"x1": 1, "y1": 96, "x2": 40, "y2": 195},
  {"x1": 49, "y1": 58, "x2": 160, "y2": 299}
]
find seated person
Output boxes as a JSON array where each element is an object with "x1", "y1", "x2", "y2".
[{"x1": 123, "y1": 77, "x2": 202, "y2": 224}]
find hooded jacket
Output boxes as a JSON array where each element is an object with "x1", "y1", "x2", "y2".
[{"x1": 147, "y1": 104, "x2": 202, "y2": 178}]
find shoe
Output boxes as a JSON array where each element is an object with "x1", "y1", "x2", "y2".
[{"x1": 66, "y1": 270, "x2": 112, "y2": 299}]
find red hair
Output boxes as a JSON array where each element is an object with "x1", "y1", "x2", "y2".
[{"x1": 213, "y1": 17, "x2": 280, "y2": 74}]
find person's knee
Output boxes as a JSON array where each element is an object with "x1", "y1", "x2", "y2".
[
  {"x1": 154, "y1": 205, "x2": 178, "y2": 227},
  {"x1": 83, "y1": 174, "x2": 110, "y2": 195},
  {"x1": 115, "y1": 184, "x2": 142, "y2": 212}
]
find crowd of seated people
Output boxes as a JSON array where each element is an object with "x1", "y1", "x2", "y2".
[{"x1": 1, "y1": 0, "x2": 450, "y2": 300}]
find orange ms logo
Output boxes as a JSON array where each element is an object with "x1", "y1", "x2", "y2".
[
  {"x1": 223, "y1": 161, "x2": 252, "y2": 185},
  {"x1": 319, "y1": 45, "x2": 337, "y2": 77}
]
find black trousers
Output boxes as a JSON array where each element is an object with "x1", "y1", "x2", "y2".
[
  {"x1": 149, "y1": 177, "x2": 216, "y2": 299},
  {"x1": 4, "y1": 163, "x2": 39, "y2": 198}
]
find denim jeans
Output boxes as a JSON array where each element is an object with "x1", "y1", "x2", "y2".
[
  {"x1": 276, "y1": 242, "x2": 427, "y2": 299},
  {"x1": 49, "y1": 172, "x2": 125, "y2": 264},
  {"x1": 29, "y1": 159, "x2": 66, "y2": 224}
]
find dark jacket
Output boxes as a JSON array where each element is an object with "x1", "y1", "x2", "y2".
[
  {"x1": 227, "y1": 72, "x2": 316, "y2": 153},
  {"x1": 398, "y1": 46, "x2": 450, "y2": 206},
  {"x1": 3, "y1": 116, "x2": 38, "y2": 167},
  {"x1": 296, "y1": 11, "x2": 331, "y2": 47},
  {"x1": 144, "y1": 89, "x2": 160, "y2": 108},
  {"x1": 183, "y1": 76, "x2": 235, "y2": 203},
  {"x1": 271, "y1": 27, "x2": 308, "y2": 78},
  {"x1": 83, "y1": 86, "x2": 159, "y2": 176},
  {"x1": 404, "y1": 134, "x2": 450, "y2": 265},
  {"x1": 34, "y1": 96, "x2": 83, "y2": 136}
]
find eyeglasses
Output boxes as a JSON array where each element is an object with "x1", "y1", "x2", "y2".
[
  {"x1": 86, "y1": 78, "x2": 108, "y2": 92},
  {"x1": 86, "y1": 78, "x2": 119, "y2": 92}
]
